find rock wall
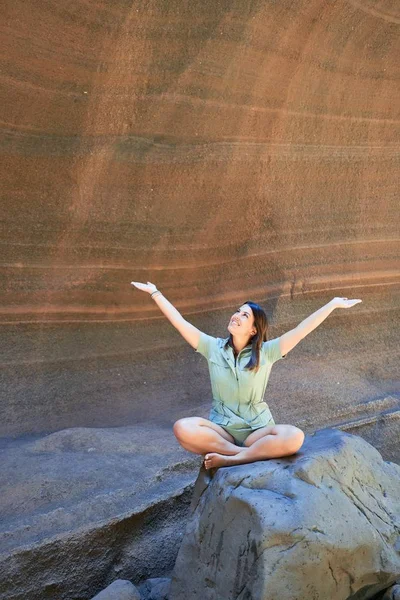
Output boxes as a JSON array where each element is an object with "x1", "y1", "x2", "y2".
[{"x1": 1, "y1": 0, "x2": 399, "y2": 444}]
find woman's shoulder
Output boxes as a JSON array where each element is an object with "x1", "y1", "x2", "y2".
[
  {"x1": 196, "y1": 332, "x2": 228, "y2": 360},
  {"x1": 262, "y1": 337, "x2": 286, "y2": 364}
]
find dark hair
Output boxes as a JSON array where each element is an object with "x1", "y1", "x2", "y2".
[{"x1": 225, "y1": 300, "x2": 268, "y2": 372}]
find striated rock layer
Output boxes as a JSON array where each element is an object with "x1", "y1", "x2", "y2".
[{"x1": 0, "y1": 2, "x2": 399, "y2": 442}]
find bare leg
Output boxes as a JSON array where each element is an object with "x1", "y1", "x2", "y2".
[
  {"x1": 204, "y1": 425, "x2": 305, "y2": 469},
  {"x1": 173, "y1": 417, "x2": 244, "y2": 456}
]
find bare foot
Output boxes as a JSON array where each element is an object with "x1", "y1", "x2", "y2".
[{"x1": 204, "y1": 452, "x2": 239, "y2": 469}]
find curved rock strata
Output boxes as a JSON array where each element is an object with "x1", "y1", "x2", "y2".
[{"x1": 1, "y1": 0, "x2": 399, "y2": 443}]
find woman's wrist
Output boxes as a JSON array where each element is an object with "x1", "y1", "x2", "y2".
[
  {"x1": 329, "y1": 298, "x2": 340, "y2": 309},
  {"x1": 151, "y1": 290, "x2": 162, "y2": 299}
]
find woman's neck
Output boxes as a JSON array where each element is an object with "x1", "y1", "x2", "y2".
[{"x1": 231, "y1": 335, "x2": 251, "y2": 355}]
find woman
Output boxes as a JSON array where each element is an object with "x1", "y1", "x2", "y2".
[{"x1": 131, "y1": 281, "x2": 362, "y2": 470}]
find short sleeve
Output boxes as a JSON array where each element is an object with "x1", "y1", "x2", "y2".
[
  {"x1": 262, "y1": 337, "x2": 286, "y2": 364},
  {"x1": 195, "y1": 332, "x2": 219, "y2": 360}
]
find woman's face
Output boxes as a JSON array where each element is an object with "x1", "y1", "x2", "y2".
[{"x1": 227, "y1": 304, "x2": 257, "y2": 339}]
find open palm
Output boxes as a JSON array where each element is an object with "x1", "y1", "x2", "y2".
[
  {"x1": 333, "y1": 297, "x2": 362, "y2": 309},
  {"x1": 131, "y1": 281, "x2": 157, "y2": 294}
]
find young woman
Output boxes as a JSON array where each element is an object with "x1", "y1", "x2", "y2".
[{"x1": 131, "y1": 281, "x2": 362, "y2": 470}]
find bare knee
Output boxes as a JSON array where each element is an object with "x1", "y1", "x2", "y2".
[
  {"x1": 286, "y1": 426, "x2": 305, "y2": 453},
  {"x1": 173, "y1": 417, "x2": 201, "y2": 441}
]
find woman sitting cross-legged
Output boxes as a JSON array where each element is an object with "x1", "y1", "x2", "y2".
[{"x1": 131, "y1": 281, "x2": 362, "y2": 470}]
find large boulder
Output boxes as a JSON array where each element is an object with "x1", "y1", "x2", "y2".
[
  {"x1": 0, "y1": 425, "x2": 199, "y2": 600},
  {"x1": 170, "y1": 429, "x2": 400, "y2": 600}
]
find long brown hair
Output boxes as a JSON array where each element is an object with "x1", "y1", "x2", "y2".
[{"x1": 225, "y1": 300, "x2": 268, "y2": 372}]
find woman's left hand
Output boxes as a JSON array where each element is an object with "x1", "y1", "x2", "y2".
[{"x1": 331, "y1": 297, "x2": 362, "y2": 309}]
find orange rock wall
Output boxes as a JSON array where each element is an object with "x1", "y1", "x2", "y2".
[{"x1": 1, "y1": 0, "x2": 399, "y2": 439}]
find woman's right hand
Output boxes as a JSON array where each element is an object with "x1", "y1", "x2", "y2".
[{"x1": 131, "y1": 281, "x2": 157, "y2": 295}]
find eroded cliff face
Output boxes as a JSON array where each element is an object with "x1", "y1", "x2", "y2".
[{"x1": 1, "y1": 0, "x2": 399, "y2": 440}]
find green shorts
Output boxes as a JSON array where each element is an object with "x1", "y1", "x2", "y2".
[
  {"x1": 209, "y1": 403, "x2": 275, "y2": 446},
  {"x1": 219, "y1": 420, "x2": 275, "y2": 446}
]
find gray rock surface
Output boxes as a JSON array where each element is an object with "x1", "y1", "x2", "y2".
[
  {"x1": 0, "y1": 424, "x2": 200, "y2": 600},
  {"x1": 170, "y1": 429, "x2": 400, "y2": 600},
  {"x1": 139, "y1": 577, "x2": 171, "y2": 600},
  {"x1": 380, "y1": 584, "x2": 400, "y2": 600},
  {"x1": 91, "y1": 579, "x2": 140, "y2": 600}
]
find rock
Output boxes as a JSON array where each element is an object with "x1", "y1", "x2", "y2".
[
  {"x1": 92, "y1": 579, "x2": 140, "y2": 600},
  {"x1": 2, "y1": 0, "x2": 399, "y2": 477},
  {"x1": 91, "y1": 579, "x2": 140, "y2": 599},
  {"x1": 0, "y1": 425, "x2": 197, "y2": 600},
  {"x1": 139, "y1": 577, "x2": 171, "y2": 600},
  {"x1": 380, "y1": 584, "x2": 400, "y2": 600},
  {"x1": 170, "y1": 429, "x2": 400, "y2": 600}
]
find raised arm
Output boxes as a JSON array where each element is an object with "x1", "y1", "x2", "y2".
[
  {"x1": 131, "y1": 281, "x2": 202, "y2": 349},
  {"x1": 279, "y1": 296, "x2": 362, "y2": 356}
]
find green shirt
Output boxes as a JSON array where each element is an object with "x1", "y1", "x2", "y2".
[{"x1": 195, "y1": 332, "x2": 286, "y2": 428}]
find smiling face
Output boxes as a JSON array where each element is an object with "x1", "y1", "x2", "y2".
[{"x1": 227, "y1": 304, "x2": 257, "y2": 340}]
